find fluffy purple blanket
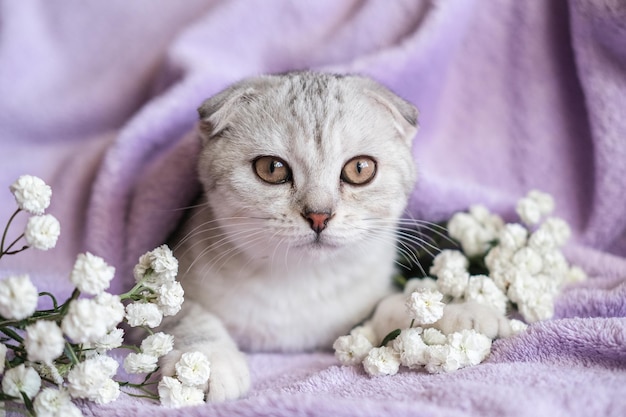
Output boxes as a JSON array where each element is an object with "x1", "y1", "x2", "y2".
[{"x1": 1, "y1": 1, "x2": 625, "y2": 416}]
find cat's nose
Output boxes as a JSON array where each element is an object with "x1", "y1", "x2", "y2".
[{"x1": 303, "y1": 211, "x2": 332, "y2": 234}]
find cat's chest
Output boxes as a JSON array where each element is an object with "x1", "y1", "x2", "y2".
[{"x1": 183, "y1": 246, "x2": 397, "y2": 352}]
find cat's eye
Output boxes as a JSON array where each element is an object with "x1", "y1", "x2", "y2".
[
  {"x1": 253, "y1": 156, "x2": 292, "y2": 184},
  {"x1": 341, "y1": 156, "x2": 377, "y2": 185}
]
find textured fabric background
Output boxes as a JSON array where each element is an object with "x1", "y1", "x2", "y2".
[{"x1": 1, "y1": 1, "x2": 625, "y2": 416}]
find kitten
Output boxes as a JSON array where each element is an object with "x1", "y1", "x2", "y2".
[
  {"x1": 161, "y1": 72, "x2": 417, "y2": 401},
  {"x1": 162, "y1": 72, "x2": 507, "y2": 402}
]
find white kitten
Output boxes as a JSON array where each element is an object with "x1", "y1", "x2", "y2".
[{"x1": 161, "y1": 72, "x2": 418, "y2": 401}]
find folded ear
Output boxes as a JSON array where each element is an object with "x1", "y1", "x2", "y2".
[
  {"x1": 197, "y1": 77, "x2": 272, "y2": 144},
  {"x1": 356, "y1": 77, "x2": 419, "y2": 146}
]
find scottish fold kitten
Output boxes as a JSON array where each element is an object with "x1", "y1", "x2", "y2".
[{"x1": 162, "y1": 72, "x2": 505, "y2": 402}]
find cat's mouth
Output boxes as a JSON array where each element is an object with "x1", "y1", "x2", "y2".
[{"x1": 303, "y1": 234, "x2": 343, "y2": 251}]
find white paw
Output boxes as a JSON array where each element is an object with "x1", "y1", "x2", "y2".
[
  {"x1": 367, "y1": 293, "x2": 408, "y2": 344},
  {"x1": 434, "y1": 301, "x2": 511, "y2": 339},
  {"x1": 159, "y1": 344, "x2": 250, "y2": 403}
]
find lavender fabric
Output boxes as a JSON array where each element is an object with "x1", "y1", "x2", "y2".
[{"x1": 1, "y1": 1, "x2": 625, "y2": 416}]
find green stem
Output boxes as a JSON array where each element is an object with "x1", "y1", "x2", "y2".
[
  {"x1": 409, "y1": 319, "x2": 415, "y2": 329},
  {"x1": 3, "y1": 233, "x2": 26, "y2": 255},
  {"x1": 119, "y1": 344, "x2": 142, "y2": 353},
  {"x1": 64, "y1": 342, "x2": 80, "y2": 365},
  {"x1": 0, "y1": 327, "x2": 24, "y2": 343},
  {"x1": 119, "y1": 280, "x2": 146, "y2": 300},
  {"x1": 58, "y1": 289, "x2": 81, "y2": 315},
  {"x1": 38, "y1": 292, "x2": 60, "y2": 310},
  {"x1": 379, "y1": 328, "x2": 401, "y2": 347},
  {"x1": 121, "y1": 390, "x2": 160, "y2": 401},
  {"x1": 0, "y1": 208, "x2": 21, "y2": 257}
]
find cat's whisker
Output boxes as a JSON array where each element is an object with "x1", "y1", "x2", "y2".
[
  {"x1": 372, "y1": 230, "x2": 428, "y2": 276},
  {"x1": 182, "y1": 227, "x2": 267, "y2": 276},
  {"x1": 202, "y1": 232, "x2": 269, "y2": 280},
  {"x1": 174, "y1": 217, "x2": 262, "y2": 250},
  {"x1": 196, "y1": 230, "x2": 269, "y2": 280}
]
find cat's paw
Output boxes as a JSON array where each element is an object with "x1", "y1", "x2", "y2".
[
  {"x1": 159, "y1": 345, "x2": 250, "y2": 403},
  {"x1": 434, "y1": 301, "x2": 511, "y2": 339}
]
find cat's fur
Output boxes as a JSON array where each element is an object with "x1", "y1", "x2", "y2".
[
  {"x1": 161, "y1": 72, "x2": 417, "y2": 401},
  {"x1": 162, "y1": 72, "x2": 506, "y2": 402}
]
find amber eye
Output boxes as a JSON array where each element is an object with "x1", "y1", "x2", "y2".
[
  {"x1": 253, "y1": 156, "x2": 292, "y2": 184},
  {"x1": 341, "y1": 156, "x2": 377, "y2": 185}
]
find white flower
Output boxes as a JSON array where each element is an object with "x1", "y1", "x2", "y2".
[
  {"x1": 62, "y1": 298, "x2": 109, "y2": 343},
  {"x1": 507, "y1": 272, "x2": 555, "y2": 322},
  {"x1": 516, "y1": 198, "x2": 542, "y2": 225},
  {"x1": 33, "y1": 388, "x2": 83, "y2": 417},
  {"x1": 497, "y1": 223, "x2": 528, "y2": 251},
  {"x1": 435, "y1": 269, "x2": 470, "y2": 299},
  {"x1": 333, "y1": 334, "x2": 373, "y2": 366},
  {"x1": 25, "y1": 320, "x2": 65, "y2": 363},
  {"x1": 124, "y1": 352, "x2": 159, "y2": 374},
  {"x1": 541, "y1": 250, "x2": 569, "y2": 279},
  {"x1": 541, "y1": 217, "x2": 571, "y2": 247},
  {"x1": 464, "y1": 275, "x2": 508, "y2": 315},
  {"x1": 362, "y1": 346, "x2": 401, "y2": 376},
  {"x1": 430, "y1": 250, "x2": 470, "y2": 298},
  {"x1": 516, "y1": 190, "x2": 554, "y2": 225},
  {"x1": 93, "y1": 292, "x2": 125, "y2": 331},
  {"x1": 424, "y1": 344, "x2": 462, "y2": 374},
  {"x1": 70, "y1": 252, "x2": 115, "y2": 295},
  {"x1": 506, "y1": 271, "x2": 540, "y2": 303},
  {"x1": 0, "y1": 274, "x2": 39, "y2": 320},
  {"x1": 430, "y1": 250, "x2": 469, "y2": 273},
  {"x1": 141, "y1": 332, "x2": 175, "y2": 358},
  {"x1": 125, "y1": 302, "x2": 163, "y2": 328},
  {"x1": 566, "y1": 265, "x2": 587, "y2": 284},
  {"x1": 2, "y1": 364, "x2": 42, "y2": 401},
  {"x1": 528, "y1": 228, "x2": 558, "y2": 252},
  {"x1": 96, "y1": 378, "x2": 121, "y2": 405},
  {"x1": 134, "y1": 245, "x2": 178, "y2": 287},
  {"x1": 158, "y1": 376, "x2": 205, "y2": 408},
  {"x1": 512, "y1": 247, "x2": 543, "y2": 275},
  {"x1": 484, "y1": 246, "x2": 515, "y2": 291},
  {"x1": 405, "y1": 288, "x2": 445, "y2": 325},
  {"x1": 528, "y1": 190, "x2": 555, "y2": 214},
  {"x1": 447, "y1": 205, "x2": 504, "y2": 257},
  {"x1": 509, "y1": 319, "x2": 529, "y2": 335},
  {"x1": 422, "y1": 328, "x2": 447, "y2": 345},
  {"x1": 0, "y1": 344, "x2": 7, "y2": 374},
  {"x1": 517, "y1": 294, "x2": 554, "y2": 323},
  {"x1": 10, "y1": 175, "x2": 52, "y2": 215},
  {"x1": 67, "y1": 356, "x2": 119, "y2": 404},
  {"x1": 446, "y1": 329, "x2": 492, "y2": 366},
  {"x1": 90, "y1": 328, "x2": 124, "y2": 353},
  {"x1": 90, "y1": 354, "x2": 119, "y2": 377},
  {"x1": 391, "y1": 328, "x2": 428, "y2": 368},
  {"x1": 175, "y1": 351, "x2": 211, "y2": 386},
  {"x1": 24, "y1": 214, "x2": 60, "y2": 251},
  {"x1": 157, "y1": 281, "x2": 184, "y2": 316}
]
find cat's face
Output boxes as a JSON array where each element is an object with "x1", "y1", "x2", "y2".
[{"x1": 196, "y1": 73, "x2": 417, "y2": 263}]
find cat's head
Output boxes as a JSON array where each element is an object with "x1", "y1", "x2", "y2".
[{"x1": 196, "y1": 72, "x2": 417, "y2": 262}]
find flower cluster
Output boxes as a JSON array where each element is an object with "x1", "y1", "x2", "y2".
[
  {"x1": 0, "y1": 175, "x2": 209, "y2": 416},
  {"x1": 334, "y1": 289, "x2": 492, "y2": 376},
  {"x1": 445, "y1": 190, "x2": 585, "y2": 323},
  {"x1": 334, "y1": 190, "x2": 586, "y2": 376},
  {"x1": 157, "y1": 351, "x2": 211, "y2": 408}
]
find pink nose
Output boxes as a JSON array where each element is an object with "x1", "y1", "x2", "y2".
[{"x1": 304, "y1": 211, "x2": 331, "y2": 234}]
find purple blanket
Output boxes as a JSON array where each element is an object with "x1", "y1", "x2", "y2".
[{"x1": 2, "y1": 1, "x2": 626, "y2": 416}]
